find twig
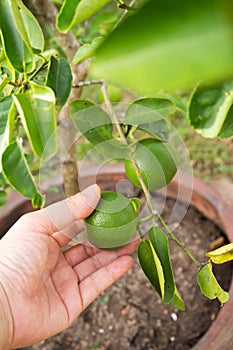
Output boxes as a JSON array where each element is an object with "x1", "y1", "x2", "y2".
[
  {"x1": 73, "y1": 79, "x2": 104, "y2": 88},
  {"x1": 138, "y1": 214, "x2": 153, "y2": 226},
  {"x1": 101, "y1": 80, "x2": 128, "y2": 142},
  {"x1": 114, "y1": 0, "x2": 138, "y2": 29}
]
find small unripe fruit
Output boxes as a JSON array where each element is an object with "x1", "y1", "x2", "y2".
[
  {"x1": 124, "y1": 138, "x2": 177, "y2": 191},
  {"x1": 84, "y1": 191, "x2": 140, "y2": 249}
]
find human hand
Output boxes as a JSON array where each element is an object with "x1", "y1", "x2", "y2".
[{"x1": 0, "y1": 185, "x2": 138, "y2": 349}]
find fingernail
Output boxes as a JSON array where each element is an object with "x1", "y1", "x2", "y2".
[{"x1": 81, "y1": 184, "x2": 101, "y2": 209}]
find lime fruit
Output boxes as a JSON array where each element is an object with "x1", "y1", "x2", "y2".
[
  {"x1": 124, "y1": 138, "x2": 177, "y2": 191},
  {"x1": 84, "y1": 191, "x2": 140, "y2": 249}
]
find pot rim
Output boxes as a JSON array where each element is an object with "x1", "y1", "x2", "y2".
[{"x1": 0, "y1": 165, "x2": 232, "y2": 350}]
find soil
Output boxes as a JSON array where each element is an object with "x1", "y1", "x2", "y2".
[{"x1": 22, "y1": 194, "x2": 232, "y2": 350}]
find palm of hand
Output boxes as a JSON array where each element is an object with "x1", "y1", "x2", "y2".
[
  {"x1": 0, "y1": 228, "x2": 80, "y2": 347},
  {"x1": 0, "y1": 213, "x2": 136, "y2": 348}
]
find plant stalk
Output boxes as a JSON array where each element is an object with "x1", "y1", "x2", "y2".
[
  {"x1": 101, "y1": 80, "x2": 200, "y2": 266},
  {"x1": 157, "y1": 213, "x2": 200, "y2": 266},
  {"x1": 101, "y1": 80, "x2": 155, "y2": 214},
  {"x1": 138, "y1": 214, "x2": 153, "y2": 225}
]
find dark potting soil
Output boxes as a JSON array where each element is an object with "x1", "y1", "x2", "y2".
[{"x1": 22, "y1": 194, "x2": 232, "y2": 350}]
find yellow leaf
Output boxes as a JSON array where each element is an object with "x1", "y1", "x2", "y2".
[
  {"x1": 206, "y1": 243, "x2": 233, "y2": 264},
  {"x1": 149, "y1": 239, "x2": 165, "y2": 300}
]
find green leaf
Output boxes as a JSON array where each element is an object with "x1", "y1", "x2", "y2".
[
  {"x1": 138, "y1": 120, "x2": 169, "y2": 142},
  {"x1": 17, "y1": 0, "x2": 44, "y2": 53},
  {"x1": 160, "y1": 93, "x2": 187, "y2": 113},
  {"x1": 126, "y1": 99, "x2": 172, "y2": 141},
  {"x1": 169, "y1": 286, "x2": 185, "y2": 311},
  {"x1": 138, "y1": 227, "x2": 184, "y2": 309},
  {"x1": 70, "y1": 99, "x2": 128, "y2": 158},
  {"x1": 197, "y1": 262, "x2": 229, "y2": 304},
  {"x1": 0, "y1": 173, "x2": 5, "y2": 187},
  {"x1": 92, "y1": 0, "x2": 233, "y2": 93},
  {"x1": 126, "y1": 101, "x2": 165, "y2": 125},
  {"x1": 0, "y1": 190, "x2": 7, "y2": 207},
  {"x1": 206, "y1": 243, "x2": 233, "y2": 264},
  {"x1": 2, "y1": 141, "x2": 44, "y2": 207},
  {"x1": 96, "y1": 138, "x2": 129, "y2": 159},
  {"x1": 47, "y1": 56, "x2": 72, "y2": 108},
  {"x1": 0, "y1": 76, "x2": 10, "y2": 92},
  {"x1": 0, "y1": 0, "x2": 35, "y2": 73},
  {"x1": 148, "y1": 226, "x2": 175, "y2": 304},
  {"x1": 56, "y1": 0, "x2": 112, "y2": 33},
  {"x1": 0, "y1": 96, "x2": 12, "y2": 136},
  {"x1": 70, "y1": 99, "x2": 113, "y2": 145},
  {"x1": 0, "y1": 56, "x2": 16, "y2": 96},
  {"x1": 138, "y1": 238, "x2": 164, "y2": 299},
  {"x1": 72, "y1": 36, "x2": 104, "y2": 64},
  {"x1": 134, "y1": 98, "x2": 176, "y2": 118},
  {"x1": 218, "y1": 104, "x2": 233, "y2": 138},
  {"x1": 13, "y1": 82, "x2": 57, "y2": 160},
  {"x1": 7, "y1": 101, "x2": 16, "y2": 144},
  {"x1": 85, "y1": 12, "x2": 118, "y2": 41},
  {"x1": 130, "y1": 197, "x2": 141, "y2": 213},
  {"x1": 0, "y1": 95, "x2": 13, "y2": 169},
  {"x1": 188, "y1": 81, "x2": 233, "y2": 138}
]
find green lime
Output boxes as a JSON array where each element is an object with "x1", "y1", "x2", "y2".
[
  {"x1": 84, "y1": 191, "x2": 140, "y2": 249},
  {"x1": 124, "y1": 138, "x2": 177, "y2": 191}
]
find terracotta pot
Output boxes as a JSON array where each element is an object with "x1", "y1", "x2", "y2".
[{"x1": 0, "y1": 165, "x2": 232, "y2": 349}]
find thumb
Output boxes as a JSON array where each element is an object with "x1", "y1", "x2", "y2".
[{"x1": 20, "y1": 184, "x2": 101, "y2": 236}]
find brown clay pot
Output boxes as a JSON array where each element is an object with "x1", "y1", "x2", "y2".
[{"x1": 0, "y1": 165, "x2": 232, "y2": 350}]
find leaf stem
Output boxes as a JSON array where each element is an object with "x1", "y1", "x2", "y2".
[
  {"x1": 101, "y1": 80, "x2": 200, "y2": 267},
  {"x1": 138, "y1": 214, "x2": 153, "y2": 225},
  {"x1": 29, "y1": 56, "x2": 48, "y2": 81},
  {"x1": 137, "y1": 225, "x2": 145, "y2": 240},
  {"x1": 114, "y1": 0, "x2": 137, "y2": 30},
  {"x1": 157, "y1": 213, "x2": 200, "y2": 266},
  {"x1": 101, "y1": 80, "x2": 155, "y2": 214},
  {"x1": 101, "y1": 80, "x2": 127, "y2": 143}
]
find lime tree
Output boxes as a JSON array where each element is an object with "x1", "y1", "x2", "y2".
[
  {"x1": 84, "y1": 191, "x2": 140, "y2": 249},
  {"x1": 124, "y1": 138, "x2": 177, "y2": 191}
]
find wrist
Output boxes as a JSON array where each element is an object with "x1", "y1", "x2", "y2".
[{"x1": 0, "y1": 279, "x2": 13, "y2": 349}]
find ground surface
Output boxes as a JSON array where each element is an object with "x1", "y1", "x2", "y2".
[{"x1": 22, "y1": 193, "x2": 232, "y2": 350}]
